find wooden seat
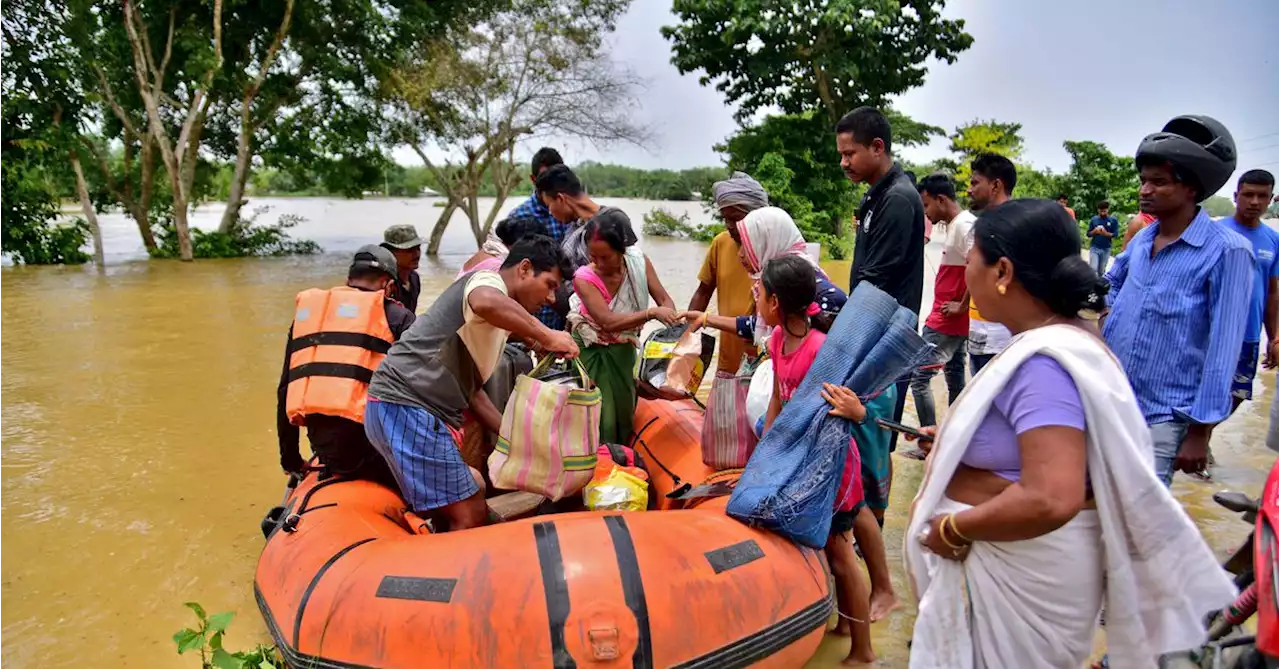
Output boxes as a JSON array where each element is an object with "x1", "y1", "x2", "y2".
[{"x1": 486, "y1": 491, "x2": 545, "y2": 522}]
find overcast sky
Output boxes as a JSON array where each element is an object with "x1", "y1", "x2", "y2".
[{"x1": 397, "y1": 0, "x2": 1279, "y2": 197}]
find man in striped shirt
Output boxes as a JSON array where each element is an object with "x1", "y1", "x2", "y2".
[
  {"x1": 1102, "y1": 115, "x2": 1251, "y2": 487},
  {"x1": 509, "y1": 147, "x2": 569, "y2": 329}
]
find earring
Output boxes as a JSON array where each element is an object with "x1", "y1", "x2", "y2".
[{"x1": 997, "y1": 284, "x2": 1007, "y2": 296}]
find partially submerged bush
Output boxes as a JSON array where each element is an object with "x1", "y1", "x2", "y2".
[
  {"x1": 154, "y1": 207, "x2": 321, "y2": 259},
  {"x1": 642, "y1": 207, "x2": 722, "y2": 243},
  {"x1": 3, "y1": 217, "x2": 90, "y2": 265}
]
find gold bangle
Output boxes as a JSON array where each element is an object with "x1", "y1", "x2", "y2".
[
  {"x1": 937, "y1": 516, "x2": 965, "y2": 550},
  {"x1": 944, "y1": 513, "x2": 972, "y2": 545}
]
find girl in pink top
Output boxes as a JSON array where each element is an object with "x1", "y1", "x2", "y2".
[{"x1": 757, "y1": 256, "x2": 878, "y2": 666}]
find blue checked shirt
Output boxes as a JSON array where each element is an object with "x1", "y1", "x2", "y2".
[
  {"x1": 1102, "y1": 208, "x2": 1254, "y2": 425},
  {"x1": 509, "y1": 193, "x2": 571, "y2": 330}
]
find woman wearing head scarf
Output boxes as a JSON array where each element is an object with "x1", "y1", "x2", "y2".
[
  {"x1": 681, "y1": 206, "x2": 901, "y2": 623},
  {"x1": 905, "y1": 200, "x2": 1234, "y2": 668},
  {"x1": 569, "y1": 208, "x2": 679, "y2": 444},
  {"x1": 687, "y1": 172, "x2": 768, "y2": 375}
]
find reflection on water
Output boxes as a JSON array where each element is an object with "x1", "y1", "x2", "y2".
[{"x1": 2, "y1": 197, "x2": 1274, "y2": 667}]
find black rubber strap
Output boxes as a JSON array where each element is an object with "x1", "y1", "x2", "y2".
[
  {"x1": 288, "y1": 363, "x2": 374, "y2": 384},
  {"x1": 289, "y1": 331, "x2": 391, "y2": 355}
]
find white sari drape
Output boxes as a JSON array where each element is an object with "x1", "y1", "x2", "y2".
[{"x1": 905, "y1": 324, "x2": 1236, "y2": 669}]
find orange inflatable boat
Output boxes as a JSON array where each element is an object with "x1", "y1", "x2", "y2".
[{"x1": 255, "y1": 398, "x2": 832, "y2": 668}]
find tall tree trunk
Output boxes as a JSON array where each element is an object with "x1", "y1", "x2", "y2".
[
  {"x1": 128, "y1": 139, "x2": 159, "y2": 252},
  {"x1": 70, "y1": 152, "x2": 105, "y2": 267},
  {"x1": 428, "y1": 201, "x2": 459, "y2": 255},
  {"x1": 218, "y1": 0, "x2": 293, "y2": 233},
  {"x1": 219, "y1": 127, "x2": 253, "y2": 233},
  {"x1": 122, "y1": 0, "x2": 222, "y2": 261},
  {"x1": 466, "y1": 192, "x2": 484, "y2": 248}
]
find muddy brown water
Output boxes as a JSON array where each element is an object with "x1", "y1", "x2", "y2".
[{"x1": 3, "y1": 197, "x2": 1274, "y2": 667}]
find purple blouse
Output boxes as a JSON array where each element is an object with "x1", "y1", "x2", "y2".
[{"x1": 961, "y1": 354, "x2": 1086, "y2": 482}]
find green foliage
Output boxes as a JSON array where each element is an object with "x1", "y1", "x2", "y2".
[
  {"x1": 717, "y1": 110, "x2": 941, "y2": 259},
  {"x1": 663, "y1": 0, "x2": 973, "y2": 125},
  {"x1": 1, "y1": 0, "x2": 91, "y2": 265},
  {"x1": 1, "y1": 213, "x2": 92, "y2": 266},
  {"x1": 948, "y1": 119, "x2": 1024, "y2": 186},
  {"x1": 753, "y1": 152, "x2": 840, "y2": 253},
  {"x1": 173, "y1": 602, "x2": 282, "y2": 669},
  {"x1": 1058, "y1": 140, "x2": 1139, "y2": 220},
  {"x1": 1202, "y1": 195, "x2": 1235, "y2": 218},
  {"x1": 576, "y1": 162, "x2": 728, "y2": 201},
  {"x1": 642, "y1": 207, "x2": 722, "y2": 243},
  {"x1": 719, "y1": 113, "x2": 859, "y2": 250},
  {"x1": 642, "y1": 208, "x2": 695, "y2": 237},
  {"x1": 1012, "y1": 164, "x2": 1062, "y2": 201},
  {"x1": 154, "y1": 208, "x2": 320, "y2": 259}
]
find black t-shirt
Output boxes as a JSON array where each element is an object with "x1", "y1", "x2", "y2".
[
  {"x1": 848, "y1": 163, "x2": 925, "y2": 316},
  {"x1": 276, "y1": 292, "x2": 416, "y2": 472}
]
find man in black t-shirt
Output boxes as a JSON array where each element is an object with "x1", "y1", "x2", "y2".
[
  {"x1": 834, "y1": 106, "x2": 926, "y2": 511},
  {"x1": 836, "y1": 106, "x2": 926, "y2": 314}
]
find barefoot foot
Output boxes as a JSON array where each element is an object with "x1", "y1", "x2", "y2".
[
  {"x1": 829, "y1": 619, "x2": 851, "y2": 636},
  {"x1": 869, "y1": 589, "x2": 900, "y2": 622},
  {"x1": 841, "y1": 650, "x2": 877, "y2": 667}
]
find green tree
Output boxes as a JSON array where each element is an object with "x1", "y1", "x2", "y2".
[
  {"x1": 388, "y1": 0, "x2": 646, "y2": 254},
  {"x1": 662, "y1": 0, "x2": 970, "y2": 254},
  {"x1": 6, "y1": 0, "x2": 495, "y2": 262},
  {"x1": 716, "y1": 111, "x2": 941, "y2": 257},
  {"x1": 1, "y1": 0, "x2": 93, "y2": 265},
  {"x1": 1013, "y1": 164, "x2": 1062, "y2": 201},
  {"x1": 1059, "y1": 140, "x2": 1139, "y2": 219},
  {"x1": 662, "y1": 0, "x2": 972, "y2": 126},
  {"x1": 947, "y1": 119, "x2": 1024, "y2": 186}
]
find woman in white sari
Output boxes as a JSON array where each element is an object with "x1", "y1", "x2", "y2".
[{"x1": 905, "y1": 199, "x2": 1235, "y2": 669}]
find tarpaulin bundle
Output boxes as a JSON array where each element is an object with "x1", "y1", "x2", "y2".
[{"x1": 726, "y1": 281, "x2": 932, "y2": 548}]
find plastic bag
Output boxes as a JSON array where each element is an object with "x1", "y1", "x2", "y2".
[
  {"x1": 584, "y1": 464, "x2": 649, "y2": 512},
  {"x1": 637, "y1": 324, "x2": 715, "y2": 399},
  {"x1": 745, "y1": 358, "x2": 774, "y2": 431}
]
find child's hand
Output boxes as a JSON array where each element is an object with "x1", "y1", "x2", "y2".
[{"x1": 822, "y1": 383, "x2": 866, "y2": 422}]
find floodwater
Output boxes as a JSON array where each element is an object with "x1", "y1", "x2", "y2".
[{"x1": 2, "y1": 196, "x2": 1274, "y2": 668}]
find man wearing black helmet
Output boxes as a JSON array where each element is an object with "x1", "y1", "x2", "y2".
[{"x1": 1102, "y1": 115, "x2": 1254, "y2": 487}]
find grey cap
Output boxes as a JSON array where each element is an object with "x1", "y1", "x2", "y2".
[
  {"x1": 350, "y1": 244, "x2": 398, "y2": 278},
  {"x1": 382, "y1": 224, "x2": 425, "y2": 249}
]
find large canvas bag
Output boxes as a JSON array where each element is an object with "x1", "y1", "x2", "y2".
[
  {"x1": 701, "y1": 355, "x2": 762, "y2": 470},
  {"x1": 489, "y1": 356, "x2": 601, "y2": 501}
]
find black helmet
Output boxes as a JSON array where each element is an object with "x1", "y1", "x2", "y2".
[{"x1": 1135, "y1": 115, "x2": 1236, "y2": 202}]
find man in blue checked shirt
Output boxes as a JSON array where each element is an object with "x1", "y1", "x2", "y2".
[
  {"x1": 509, "y1": 147, "x2": 570, "y2": 329},
  {"x1": 1103, "y1": 115, "x2": 1252, "y2": 487}
]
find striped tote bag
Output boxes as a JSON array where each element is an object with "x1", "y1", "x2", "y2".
[
  {"x1": 700, "y1": 354, "x2": 762, "y2": 470},
  {"x1": 489, "y1": 357, "x2": 601, "y2": 501}
]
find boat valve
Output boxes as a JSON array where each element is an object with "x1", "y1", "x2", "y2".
[{"x1": 587, "y1": 626, "x2": 620, "y2": 661}]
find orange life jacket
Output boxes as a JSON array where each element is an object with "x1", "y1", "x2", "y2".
[{"x1": 285, "y1": 287, "x2": 394, "y2": 426}]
